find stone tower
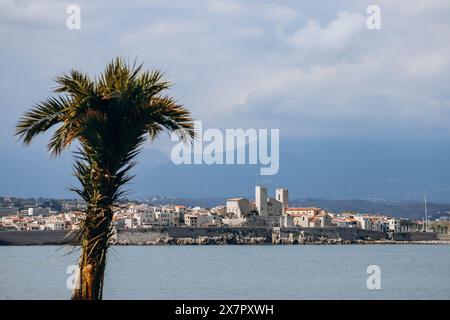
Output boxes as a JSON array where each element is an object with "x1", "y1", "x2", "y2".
[
  {"x1": 276, "y1": 188, "x2": 289, "y2": 214},
  {"x1": 255, "y1": 186, "x2": 268, "y2": 216}
]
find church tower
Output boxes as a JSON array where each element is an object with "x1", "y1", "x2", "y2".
[{"x1": 255, "y1": 186, "x2": 268, "y2": 216}]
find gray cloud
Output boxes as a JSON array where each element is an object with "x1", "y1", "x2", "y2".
[{"x1": 1, "y1": 0, "x2": 450, "y2": 199}]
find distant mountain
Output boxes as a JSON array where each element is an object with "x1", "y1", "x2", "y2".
[
  {"x1": 139, "y1": 195, "x2": 226, "y2": 208},
  {"x1": 4, "y1": 137, "x2": 450, "y2": 202}
]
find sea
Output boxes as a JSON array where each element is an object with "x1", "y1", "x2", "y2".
[{"x1": 0, "y1": 245, "x2": 449, "y2": 299}]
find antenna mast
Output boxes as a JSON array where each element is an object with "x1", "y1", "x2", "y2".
[{"x1": 424, "y1": 194, "x2": 428, "y2": 232}]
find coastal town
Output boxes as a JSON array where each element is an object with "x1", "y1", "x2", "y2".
[{"x1": 1, "y1": 186, "x2": 449, "y2": 235}]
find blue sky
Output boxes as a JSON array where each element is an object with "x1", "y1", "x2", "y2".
[{"x1": 1, "y1": 0, "x2": 450, "y2": 201}]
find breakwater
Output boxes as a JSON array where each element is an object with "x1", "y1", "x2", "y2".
[
  {"x1": 0, "y1": 227, "x2": 441, "y2": 246},
  {"x1": 0, "y1": 230, "x2": 77, "y2": 245},
  {"x1": 112, "y1": 227, "x2": 439, "y2": 245}
]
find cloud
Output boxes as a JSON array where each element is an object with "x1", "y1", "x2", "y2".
[
  {"x1": 207, "y1": 0, "x2": 297, "y2": 21},
  {"x1": 287, "y1": 11, "x2": 365, "y2": 51},
  {"x1": 0, "y1": 0, "x2": 66, "y2": 28},
  {"x1": 208, "y1": 0, "x2": 244, "y2": 14},
  {"x1": 1, "y1": 0, "x2": 450, "y2": 142}
]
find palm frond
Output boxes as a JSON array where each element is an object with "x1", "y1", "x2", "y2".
[
  {"x1": 15, "y1": 96, "x2": 70, "y2": 145},
  {"x1": 147, "y1": 95, "x2": 195, "y2": 142},
  {"x1": 55, "y1": 70, "x2": 94, "y2": 97}
]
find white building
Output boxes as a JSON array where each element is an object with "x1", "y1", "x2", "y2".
[
  {"x1": 275, "y1": 188, "x2": 289, "y2": 214},
  {"x1": 289, "y1": 208, "x2": 332, "y2": 228},
  {"x1": 45, "y1": 220, "x2": 66, "y2": 231},
  {"x1": 286, "y1": 207, "x2": 322, "y2": 217},
  {"x1": 154, "y1": 207, "x2": 176, "y2": 226},
  {"x1": 255, "y1": 186, "x2": 284, "y2": 216},
  {"x1": 27, "y1": 223, "x2": 41, "y2": 231},
  {"x1": 28, "y1": 207, "x2": 50, "y2": 216},
  {"x1": 174, "y1": 205, "x2": 186, "y2": 215},
  {"x1": 130, "y1": 204, "x2": 156, "y2": 226},
  {"x1": 226, "y1": 198, "x2": 251, "y2": 218},
  {"x1": 355, "y1": 216, "x2": 373, "y2": 230},
  {"x1": 124, "y1": 217, "x2": 137, "y2": 229},
  {"x1": 211, "y1": 206, "x2": 227, "y2": 216},
  {"x1": 388, "y1": 218, "x2": 401, "y2": 232}
]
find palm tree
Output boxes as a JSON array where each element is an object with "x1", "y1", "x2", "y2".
[{"x1": 15, "y1": 58, "x2": 195, "y2": 300}]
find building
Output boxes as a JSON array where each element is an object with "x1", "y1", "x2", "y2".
[
  {"x1": 400, "y1": 219, "x2": 419, "y2": 232},
  {"x1": 286, "y1": 207, "x2": 322, "y2": 217},
  {"x1": 112, "y1": 216, "x2": 125, "y2": 229},
  {"x1": 0, "y1": 207, "x2": 19, "y2": 217},
  {"x1": 129, "y1": 204, "x2": 156, "y2": 226},
  {"x1": 255, "y1": 186, "x2": 283, "y2": 216},
  {"x1": 210, "y1": 206, "x2": 226, "y2": 216},
  {"x1": 226, "y1": 198, "x2": 251, "y2": 218},
  {"x1": 45, "y1": 219, "x2": 66, "y2": 231},
  {"x1": 174, "y1": 205, "x2": 187, "y2": 226},
  {"x1": 275, "y1": 188, "x2": 289, "y2": 214},
  {"x1": 332, "y1": 218, "x2": 357, "y2": 228},
  {"x1": 387, "y1": 218, "x2": 401, "y2": 232},
  {"x1": 124, "y1": 217, "x2": 137, "y2": 229},
  {"x1": 355, "y1": 215, "x2": 372, "y2": 230},
  {"x1": 154, "y1": 206, "x2": 179, "y2": 226},
  {"x1": 293, "y1": 215, "x2": 310, "y2": 227},
  {"x1": 311, "y1": 212, "x2": 332, "y2": 227},
  {"x1": 288, "y1": 207, "x2": 332, "y2": 227},
  {"x1": 369, "y1": 218, "x2": 383, "y2": 231},
  {"x1": 27, "y1": 207, "x2": 50, "y2": 216},
  {"x1": 174, "y1": 205, "x2": 186, "y2": 215},
  {"x1": 255, "y1": 186, "x2": 268, "y2": 216},
  {"x1": 184, "y1": 213, "x2": 215, "y2": 227},
  {"x1": 267, "y1": 198, "x2": 283, "y2": 216}
]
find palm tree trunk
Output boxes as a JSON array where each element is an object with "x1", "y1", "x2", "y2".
[{"x1": 72, "y1": 207, "x2": 113, "y2": 300}]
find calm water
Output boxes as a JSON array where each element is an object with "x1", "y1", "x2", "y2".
[{"x1": 0, "y1": 245, "x2": 449, "y2": 299}]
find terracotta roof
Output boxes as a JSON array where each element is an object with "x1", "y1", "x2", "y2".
[{"x1": 316, "y1": 212, "x2": 329, "y2": 217}]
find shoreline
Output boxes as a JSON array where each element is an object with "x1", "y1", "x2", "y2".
[
  {"x1": 1, "y1": 241, "x2": 450, "y2": 246},
  {"x1": 0, "y1": 227, "x2": 449, "y2": 246},
  {"x1": 111, "y1": 240, "x2": 450, "y2": 246}
]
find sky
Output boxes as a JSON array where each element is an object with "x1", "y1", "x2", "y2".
[{"x1": 1, "y1": 0, "x2": 450, "y2": 201}]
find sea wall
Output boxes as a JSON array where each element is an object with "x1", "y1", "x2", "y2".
[
  {"x1": 0, "y1": 230, "x2": 77, "y2": 245},
  {"x1": 391, "y1": 232, "x2": 440, "y2": 241},
  {"x1": 0, "y1": 227, "x2": 440, "y2": 245},
  {"x1": 275, "y1": 227, "x2": 388, "y2": 244},
  {"x1": 112, "y1": 226, "x2": 417, "y2": 245},
  {"x1": 437, "y1": 234, "x2": 450, "y2": 241},
  {"x1": 112, "y1": 227, "x2": 273, "y2": 245}
]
